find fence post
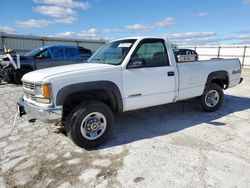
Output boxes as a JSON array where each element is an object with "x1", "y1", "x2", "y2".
[
  {"x1": 217, "y1": 46, "x2": 221, "y2": 58},
  {"x1": 242, "y1": 46, "x2": 247, "y2": 67}
]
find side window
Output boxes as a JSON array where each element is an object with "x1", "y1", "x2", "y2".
[
  {"x1": 37, "y1": 49, "x2": 51, "y2": 59},
  {"x1": 179, "y1": 50, "x2": 186, "y2": 55},
  {"x1": 132, "y1": 40, "x2": 170, "y2": 67},
  {"x1": 192, "y1": 50, "x2": 197, "y2": 55}
]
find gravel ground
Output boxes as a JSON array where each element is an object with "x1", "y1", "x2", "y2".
[{"x1": 0, "y1": 69, "x2": 250, "y2": 188}]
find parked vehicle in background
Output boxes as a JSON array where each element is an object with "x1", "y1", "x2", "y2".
[
  {"x1": 174, "y1": 49, "x2": 198, "y2": 62},
  {"x1": 18, "y1": 37, "x2": 242, "y2": 149},
  {"x1": 0, "y1": 45, "x2": 92, "y2": 83}
]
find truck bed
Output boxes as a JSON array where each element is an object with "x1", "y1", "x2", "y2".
[{"x1": 176, "y1": 58, "x2": 241, "y2": 101}]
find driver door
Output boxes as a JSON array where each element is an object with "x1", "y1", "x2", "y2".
[{"x1": 122, "y1": 39, "x2": 175, "y2": 111}]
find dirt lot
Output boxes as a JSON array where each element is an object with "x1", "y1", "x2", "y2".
[{"x1": 0, "y1": 69, "x2": 250, "y2": 188}]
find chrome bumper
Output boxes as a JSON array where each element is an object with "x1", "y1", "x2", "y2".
[{"x1": 17, "y1": 98, "x2": 62, "y2": 123}]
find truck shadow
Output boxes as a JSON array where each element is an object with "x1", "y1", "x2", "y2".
[{"x1": 99, "y1": 94, "x2": 250, "y2": 149}]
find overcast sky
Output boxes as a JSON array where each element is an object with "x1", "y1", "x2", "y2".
[{"x1": 1, "y1": 0, "x2": 250, "y2": 45}]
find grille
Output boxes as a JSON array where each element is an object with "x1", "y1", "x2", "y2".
[
  {"x1": 23, "y1": 82, "x2": 36, "y2": 102},
  {"x1": 23, "y1": 82, "x2": 35, "y2": 91}
]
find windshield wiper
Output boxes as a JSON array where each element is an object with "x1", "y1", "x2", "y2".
[
  {"x1": 89, "y1": 58, "x2": 106, "y2": 64},
  {"x1": 92, "y1": 58, "x2": 105, "y2": 61}
]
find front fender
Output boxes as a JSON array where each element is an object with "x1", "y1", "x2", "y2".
[{"x1": 56, "y1": 81, "x2": 123, "y2": 112}]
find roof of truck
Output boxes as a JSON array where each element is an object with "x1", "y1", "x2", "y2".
[
  {"x1": 28, "y1": 45, "x2": 91, "y2": 60},
  {"x1": 110, "y1": 36, "x2": 166, "y2": 42},
  {"x1": 42, "y1": 45, "x2": 89, "y2": 50}
]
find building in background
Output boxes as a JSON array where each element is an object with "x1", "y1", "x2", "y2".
[{"x1": 0, "y1": 33, "x2": 106, "y2": 55}]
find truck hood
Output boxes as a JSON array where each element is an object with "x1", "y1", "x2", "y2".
[{"x1": 22, "y1": 63, "x2": 120, "y2": 83}]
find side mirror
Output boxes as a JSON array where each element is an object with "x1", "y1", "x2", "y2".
[
  {"x1": 36, "y1": 54, "x2": 43, "y2": 59},
  {"x1": 127, "y1": 59, "x2": 146, "y2": 69}
]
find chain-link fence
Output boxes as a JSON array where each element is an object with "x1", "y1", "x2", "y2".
[{"x1": 179, "y1": 45, "x2": 250, "y2": 68}]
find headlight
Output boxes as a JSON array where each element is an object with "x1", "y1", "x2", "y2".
[
  {"x1": 34, "y1": 84, "x2": 51, "y2": 104},
  {"x1": 34, "y1": 85, "x2": 43, "y2": 97}
]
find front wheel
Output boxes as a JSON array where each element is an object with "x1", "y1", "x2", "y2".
[
  {"x1": 66, "y1": 101, "x2": 114, "y2": 149},
  {"x1": 14, "y1": 68, "x2": 31, "y2": 84},
  {"x1": 199, "y1": 83, "x2": 224, "y2": 112}
]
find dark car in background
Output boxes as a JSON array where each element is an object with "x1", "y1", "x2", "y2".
[
  {"x1": 173, "y1": 49, "x2": 198, "y2": 62},
  {"x1": 0, "y1": 45, "x2": 92, "y2": 83}
]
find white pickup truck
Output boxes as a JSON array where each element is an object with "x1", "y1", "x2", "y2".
[{"x1": 18, "y1": 37, "x2": 243, "y2": 149}]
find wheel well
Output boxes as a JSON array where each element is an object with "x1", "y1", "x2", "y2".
[
  {"x1": 62, "y1": 89, "x2": 117, "y2": 118},
  {"x1": 20, "y1": 65, "x2": 33, "y2": 71},
  {"x1": 206, "y1": 71, "x2": 229, "y2": 89},
  {"x1": 211, "y1": 78, "x2": 228, "y2": 89}
]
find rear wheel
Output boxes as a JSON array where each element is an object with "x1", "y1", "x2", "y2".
[
  {"x1": 66, "y1": 101, "x2": 114, "y2": 149},
  {"x1": 199, "y1": 83, "x2": 224, "y2": 112}
]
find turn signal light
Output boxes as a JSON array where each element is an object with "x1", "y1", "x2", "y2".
[{"x1": 43, "y1": 84, "x2": 50, "y2": 98}]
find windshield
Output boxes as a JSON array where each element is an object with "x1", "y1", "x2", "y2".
[
  {"x1": 87, "y1": 39, "x2": 136, "y2": 65},
  {"x1": 24, "y1": 47, "x2": 44, "y2": 57}
]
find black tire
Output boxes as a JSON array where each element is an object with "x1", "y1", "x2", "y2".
[
  {"x1": 66, "y1": 100, "x2": 114, "y2": 149},
  {"x1": 14, "y1": 68, "x2": 31, "y2": 84},
  {"x1": 199, "y1": 83, "x2": 224, "y2": 112},
  {"x1": 0, "y1": 68, "x2": 12, "y2": 83}
]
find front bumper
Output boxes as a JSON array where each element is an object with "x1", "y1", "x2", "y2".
[{"x1": 17, "y1": 98, "x2": 62, "y2": 123}]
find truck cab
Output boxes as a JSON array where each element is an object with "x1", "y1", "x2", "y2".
[{"x1": 121, "y1": 38, "x2": 177, "y2": 110}]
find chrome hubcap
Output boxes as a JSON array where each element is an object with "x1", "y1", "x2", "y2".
[
  {"x1": 80, "y1": 112, "x2": 107, "y2": 140},
  {"x1": 205, "y1": 90, "x2": 220, "y2": 107}
]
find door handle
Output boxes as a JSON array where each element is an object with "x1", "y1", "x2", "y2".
[{"x1": 168, "y1": 71, "x2": 175, "y2": 76}]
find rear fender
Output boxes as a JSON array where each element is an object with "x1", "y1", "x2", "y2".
[{"x1": 205, "y1": 70, "x2": 229, "y2": 90}]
